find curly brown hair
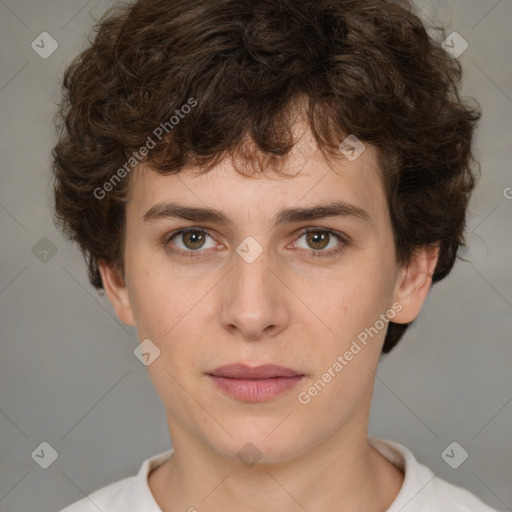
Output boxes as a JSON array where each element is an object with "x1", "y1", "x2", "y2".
[{"x1": 52, "y1": 0, "x2": 481, "y2": 353}]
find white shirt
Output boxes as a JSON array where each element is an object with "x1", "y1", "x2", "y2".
[{"x1": 59, "y1": 436, "x2": 500, "y2": 511}]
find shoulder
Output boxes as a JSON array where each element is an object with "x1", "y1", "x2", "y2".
[
  {"x1": 368, "y1": 436, "x2": 500, "y2": 512},
  {"x1": 57, "y1": 448, "x2": 174, "y2": 512},
  {"x1": 58, "y1": 476, "x2": 135, "y2": 511},
  {"x1": 419, "y1": 475, "x2": 501, "y2": 511}
]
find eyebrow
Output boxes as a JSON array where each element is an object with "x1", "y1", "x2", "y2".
[{"x1": 143, "y1": 200, "x2": 370, "y2": 227}]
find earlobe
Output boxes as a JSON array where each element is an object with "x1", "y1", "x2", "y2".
[
  {"x1": 98, "y1": 260, "x2": 136, "y2": 326},
  {"x1": 392, "y1": 244, "x2": 440, "y2": 325}
]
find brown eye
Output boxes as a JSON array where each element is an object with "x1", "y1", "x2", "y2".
[
  {"x1": 305, "y1": 230, "x2": 330, "y2": 250},
  {"x1": 166, "y1": 228, "x2": 217, "y2": 254},
  {"x1": 294, "y1": 228, "x2": 348, "y2": 259},
  {"x1": 181, "y1": 230, "x2": 207, "y2": 250}
]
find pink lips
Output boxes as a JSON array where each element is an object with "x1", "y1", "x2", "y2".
[
  {"x1": 207, "y1": 364, "x2": 305, "y2": 402},
  {"x1": 209, "y1": 364, "x2": 303, "y2": 379}
]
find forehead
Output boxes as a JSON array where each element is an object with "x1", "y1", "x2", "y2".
[{"x1": 125, "y1": 131, "x2": 387, "y2": 228}]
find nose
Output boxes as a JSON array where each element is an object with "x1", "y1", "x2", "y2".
[{"x1": 219, "y1": 243, "x2": 291, "y2": 341}]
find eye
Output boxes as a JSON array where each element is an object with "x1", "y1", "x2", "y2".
[
  {"x1": 165, "y1": 228, "x2": 218, "y2": 258},
  {"x1": 164, "y1": 227, "x2": 348, "y2": 260},
  {"x1": 293, "y1": 228, "x2": 347, "y2": 258}
]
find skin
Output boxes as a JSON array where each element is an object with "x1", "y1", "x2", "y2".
[{"x1": 100, "y1": 124, "x2": 439, "y2": 512}]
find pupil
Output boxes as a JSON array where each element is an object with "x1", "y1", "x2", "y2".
[
  {"x1": 186, "y1": 231, "x2": 204, "y2": 249},
  {"x1": 309, "y1": 232, "x2": 328, "y2": 250}
]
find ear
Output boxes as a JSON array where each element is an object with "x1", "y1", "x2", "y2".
[
  {"x1": 98, "y1": 259, "x2": 136, "y2": 326},
  {"x1": 392, "y1": 243, "x2": 440, "y2": 324}
]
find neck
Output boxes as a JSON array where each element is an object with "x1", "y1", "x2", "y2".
[{"x1": 149, "y1": 421, "x2": 404, "y2": 512}]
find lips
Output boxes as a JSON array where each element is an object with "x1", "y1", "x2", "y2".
[
  {"x1": 207, "y1": 364, "x2": 304, "y2": 379},
  {"x1": 207, "y1": 364, "x2": 306, "y2": 402}
]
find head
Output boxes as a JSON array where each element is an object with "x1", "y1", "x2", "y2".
[{"x1": 52, "y1": 0, "x2": 481, "y2": 461}]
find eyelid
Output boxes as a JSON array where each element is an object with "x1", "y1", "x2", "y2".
[{"x1": 294, "y1": 227, "x2": 349, "y2": 245}]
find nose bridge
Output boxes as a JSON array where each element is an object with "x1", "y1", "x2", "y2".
[{"x1": 220, "y1": 239, "x2": 288, "y2": 339}]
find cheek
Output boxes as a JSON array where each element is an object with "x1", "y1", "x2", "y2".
[
  {"x1": 126, "y1": 254, "x2": 199, "y2": 339},
  {"x1": 126, "y1": 263, "x2": 217, "y2": 386},
  {"x1": 127, "y1": 268, "x2": 206, "y2": 400},
  {"x1": 127, "y1": 279, "x2": 171, "y2": 339},
  {"x1": 296, "y1": 262, "x2": 392, "y2": 343},
  {"x1": 295, "y1": 279, "x2": 389, "y2": 422}
]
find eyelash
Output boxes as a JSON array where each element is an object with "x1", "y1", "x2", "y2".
[{"x1": 163, "y1": 227, "x2": 349, "y2": 260}]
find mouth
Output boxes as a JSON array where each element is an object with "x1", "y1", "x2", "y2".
[
  {"x1": 206, "y1": 364, "x2": 306, "y2": 402},
  {"x1": 207, "y1": 363, "x2": 304, "y2": 379}
]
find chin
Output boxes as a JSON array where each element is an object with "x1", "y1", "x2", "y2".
[{"x1": 210, "y1": 417, "x2": 308, "y2": 465}]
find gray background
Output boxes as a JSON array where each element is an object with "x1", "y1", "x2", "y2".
[{"x1": 0, "y1": 0, "x2": 511, "y2": 510}]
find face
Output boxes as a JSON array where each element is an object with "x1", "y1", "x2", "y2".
[{"x1": 101, "y1": 126, "x2": 438, "y2": 464}]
